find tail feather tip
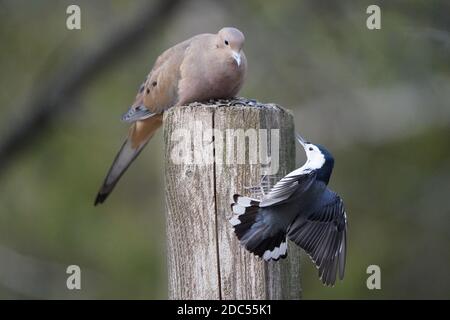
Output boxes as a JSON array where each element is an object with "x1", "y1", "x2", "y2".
[
  {"x1": 94, "y1": 192, "x2": 108, "y2": 206},
  {"x1": 262, "y1": 241, "x2": 288, "y2": 261}
]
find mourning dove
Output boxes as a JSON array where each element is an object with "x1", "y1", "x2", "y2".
[{"x1": 95, "y1": 27, "x2": 247, "y2": 205}]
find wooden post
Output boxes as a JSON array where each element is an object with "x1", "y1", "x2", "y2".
[{"x1": 163, "y1": 100, "x2": 301, "y2": 299}]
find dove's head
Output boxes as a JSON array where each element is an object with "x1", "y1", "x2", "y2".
[{"x1": 217, "y1": 27, "x2": 245, "y2": 67}]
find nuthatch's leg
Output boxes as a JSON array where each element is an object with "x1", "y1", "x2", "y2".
[{"x1": 244, "y1": 175, "x2": 275, "y2": 198}]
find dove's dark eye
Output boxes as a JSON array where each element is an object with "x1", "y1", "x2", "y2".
[
  {"x1": 224, "y1": 40, "x2": 229, "y2": 46},
  {"x1": 152, "y1": 81, "x2": 157, "y2": 87},
  {"x1": 309, "y1": 147, "x2": 313, "y2": 151}
]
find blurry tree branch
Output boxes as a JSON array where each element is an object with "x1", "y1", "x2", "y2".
[{"x1": 0, "y1": 0, "x2": 183, "y2": 173}]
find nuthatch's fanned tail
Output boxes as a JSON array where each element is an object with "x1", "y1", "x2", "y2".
[
  {"x1": 94, "y1": 115, "x2": 162, "y2": 205},
  {"x1": 230, "y1": 195, "x2": 288, "y2": 261}
]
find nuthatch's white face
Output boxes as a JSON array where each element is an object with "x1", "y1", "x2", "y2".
[
  {"x1": 217, "y1": 27, "x2": 245, "y2": 67},
  {"x1": 297, "y1": 135, "x2": 326, "y2": 170}
]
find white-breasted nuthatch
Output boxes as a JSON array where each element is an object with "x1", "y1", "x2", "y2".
[{"x1": 230, "y1": 134, "x2": 348, "y2": 286}]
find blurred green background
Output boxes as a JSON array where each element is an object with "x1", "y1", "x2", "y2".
[{"x1": 1, "y1": 0, "x2": 449, "y2": 299}]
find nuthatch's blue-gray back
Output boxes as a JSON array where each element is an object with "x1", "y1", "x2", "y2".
[{"x1": 230, "y1": 134, "x2": 347, "y2": 286}]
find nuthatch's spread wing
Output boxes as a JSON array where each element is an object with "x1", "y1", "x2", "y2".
[{"x1": 287, "y1": 190, "x2": 347, "y2": 286}]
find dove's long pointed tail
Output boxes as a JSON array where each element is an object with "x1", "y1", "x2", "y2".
[{"x1": 94, "y1": 115, "x2": 163, "y2": 206}]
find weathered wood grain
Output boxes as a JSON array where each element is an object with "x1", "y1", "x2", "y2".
[
  {"x1": 163, "y1": 101, "x2": 301, "y2": 299},
  {"x1": 164, "y1": 105, "x2": 219, "y2": 299}
]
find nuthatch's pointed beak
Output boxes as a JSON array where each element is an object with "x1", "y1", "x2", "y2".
[
  {"x1": 296, "y1": 133, "x2": 307, "y2": 148},
  {"x1": 232, "y1": 51, "x2": 241, "y2": 67}
]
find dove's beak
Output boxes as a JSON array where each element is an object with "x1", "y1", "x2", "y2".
[{"x1": 232, "y1": 51, "x2": 241, "y2": 67}]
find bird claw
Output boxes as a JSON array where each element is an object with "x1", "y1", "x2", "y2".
[
  {"x1": 205, "y1": 97, "x2": 264, "y2": 108},
  {"x1": 243, "y1": 174, "x2": 282, "y2": 197},
  {"x1": 229, "y1": 97, "x2": 262, "y2": 107},
  {"x1": 189, "y1": 101, "x2": 204, "y2": 107}
]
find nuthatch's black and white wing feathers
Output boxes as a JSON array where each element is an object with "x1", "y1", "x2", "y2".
[
  {"x1": 230, "y1": 169, "x2": 319, "y2": 261},
  {"x1": 287, "y1": 190, "x2": 347, "y2": 286},
  {"x1": 260, "y1": 170, "x2": 317, "y2": 207}
]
